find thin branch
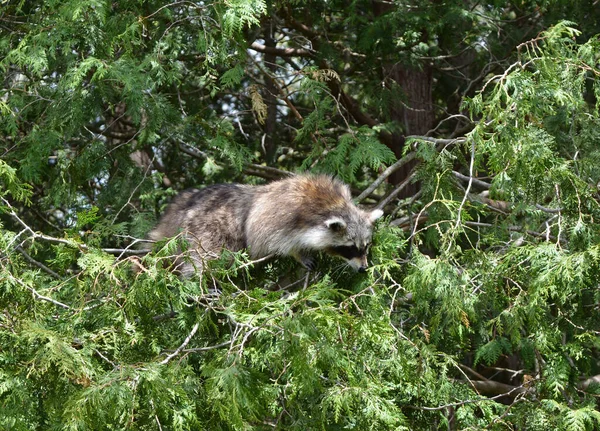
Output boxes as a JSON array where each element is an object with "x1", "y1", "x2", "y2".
[
  {"x1": 10, "y1": 275, "x2": 72, "y2": 310},
  {"x1": 111, "y1": 153, "x2": 155, "y2": 224},
  {"x1": 237, "y1": 253, "x2": 276, "y2": 270},
  {"x1": 94, "y1": 349, "x2": 119, "y2": 369},
  {"x1": 580, "y1": 374, "x2": 600, "y2": 391},
  {"x1": 453, "y1": 138, "x2": 476, "y2": 234},
  {"x1": 355, "y1": 152, "x2": 416, "y2": 203},
  {"x1": 153, "y1": 311, "x2": 178, "y2": 322},
  {"x1": 406, "y1": 135, "x2": 467, "y2": 146},
  {"x1": 535, "y1": 203, "x2": 562, "y2": 214},
  {"x1": 357, "y1": 136, "x2": 466, "y2": 204},
  {"x1": 15, "y1": 245, "x2": 61, "y2": 278},
  {"x1": 463, "y1": 220, "x2": 565, "y2": 243},
  {"x1": 181, "y1": 340, "x2": 233, "y2": 353},
  {"x1": 243, "y1": 163, "x2": 294, "y2": 181},
  {"x1": 246, "y1": 50, "x2": 306, "y2": 124},
  {"x1": 178, "y1": 139, "x2": 208, "y2": 159},
  {"x1": 376, "y1": 168, "x2": 419, "y2": 209},
  {"x1": 452, "y1": 170, "x2": 491, "y2": 189},
  {"x1": 3, "y1": 196, "x2": 152, "y2": 257},
  {"x1": 150, "y1": 399, "x2": 164, "y2": 431},
  {"x1": 142, "y1": 1, "x2": 206, "y2": 20},
  {"x1": 250, "y1": 42, "x2": 314, "y2": 58},
  {"x1": 160, "y1": 322, "x2": 200, "y2": 365},
  {"x1": 413, "y1": 379, "x2": 533, "y2": 411},
  {"x1": 102, "y1": 247, "x2": 152, "y2": 256}
]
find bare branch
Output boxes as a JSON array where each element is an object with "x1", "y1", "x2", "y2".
[
  {"x1": 452, "y1": 138, "x2": 476, "y2": 240},
  {"x1": 376, "y1": 168, "x2": 419, "y2": 209},
  {"x1": 580, "y1": 374, "x2": 600, "y2": 391},
  {"x1": 237, "y1": 253, "x2": 276, "y2": 270},
  {"x1": 464, "y1": 220, "x2": 565, "y2": 243},
  {"x1": 102, "y1": 247, "x2": 152, "y2": 256},
  {"x1": 178, "y1": 139, "x2": 208, "y2": 159},
  {"x1": 406, "y1": 135, "x2": 467, "y2": 146},
  {"x1": 160, "y1": 322, "x2": 200, "y2": 365},
  {"x1": 250, "y1": 42, "x2": 314, "y2": 58},
  {"x1": 181, "y1": 340, "x2": 233, "y2": 353},
  {"x1": 94, "y1": 349, "x2": 119, "y2": 369},
  {"x1": 15, "y1": 245, "x2": 61, "y2": 279},
  {"x1": 355, "y1": 152, "x2": 416, "y2": 203},
  {"x1": 413, "y1": 379, "x2": 534, "y2": 411},
  {"x1": 243, "y1": 164, "x2": 294, "y2": 181},
  {"x1": 9, "y1": 275, "x2": 72, "y2": 310},
  {"x1": 452, "y1": 170, "x2": 491, "y2": 189}
]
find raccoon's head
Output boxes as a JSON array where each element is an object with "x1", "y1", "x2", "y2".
[{"x1": 323, "y1": 208, "x2": 383, "y2": 272}]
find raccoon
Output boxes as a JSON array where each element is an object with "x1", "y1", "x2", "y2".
[{"x1": 147, "y1": 174, "x2": 383, "y2": 275}]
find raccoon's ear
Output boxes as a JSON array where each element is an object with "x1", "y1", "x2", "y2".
[
  {"x1": 369, "y1": 209, "x2": 384, "y2": 222},
  {"x1": 325, "y1": 217, "x2": 347, "y2": 232}
]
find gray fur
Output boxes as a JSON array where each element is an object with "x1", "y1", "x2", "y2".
[{"x1": 148, "y1": 175, "x2": 382, "y2": 275}]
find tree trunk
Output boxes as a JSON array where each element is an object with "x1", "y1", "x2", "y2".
[
  {"x1": 387, "y1": 63, "x2": 434, "y2": 196},
  {"x1": 263, "y1": 23, "x2": 278, "y2": 163}
]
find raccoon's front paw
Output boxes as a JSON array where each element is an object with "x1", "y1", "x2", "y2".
[{"x1": 299, "y1": 255, "x2": 316, "y2": 271}]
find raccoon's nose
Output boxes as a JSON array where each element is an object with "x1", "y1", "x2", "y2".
[{"x1": 358, "y1": 266, "x2": 367, "y2": 273}]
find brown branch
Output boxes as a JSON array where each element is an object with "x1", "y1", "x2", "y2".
[
  {"x1": 580, "y1": 374, "x2": 600, "y2": 391},
  {"x1": 334, "y1": 78, "x2": 380, "y2": 128},
  {"x1": 250, "y1": 42, "x2": 314, "y2": 58},
  {"x1": 246, "y1": 50, "x2": 305, "y2": 123},
  {"x1": 468, "y1": 380, "x2": 527, "y2": 397},
  {"x1": 376, "y1": 167, "x2": 419, "y2": 209},
  {"x1": 281, "y1": 9, "x2": 384, "y2": 135},
  {"x1": 16, "y1": 245, "x2": 61, "y2": 279},
  {"x1": 282, "y1": 11, "x2": 320, "y2": 39},
  {"x1": 243, "y1": 164, "x2": 294, "y2": 181},
  {"x1": 356, "y1": 153, "x2": 416, "y2": 203},
  {"x1": 412, "y1": 379, "x2": 534, "y2": 411}
]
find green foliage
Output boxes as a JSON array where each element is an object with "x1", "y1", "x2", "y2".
[
  {"x1": 311, "y1": 126, "x2": 397, "y2": 182},
  {"x1": 474, "y1": 337, "x2": 512, "y2": 366},
  {"x1": 0, "y1": 159, "x2": 31, "y2": 202}
]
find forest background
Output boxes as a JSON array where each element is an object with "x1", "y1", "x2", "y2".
[{"x1": 1, "y1": 0, "x2": 600, "y2": 429}]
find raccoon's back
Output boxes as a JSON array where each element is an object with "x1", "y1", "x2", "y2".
[
  {"x1": 148, "y1": 184, "x2": 254, "y2": 252},
  {"x1": 245, "y1": 175, "x2": 354, "y2": 256}
]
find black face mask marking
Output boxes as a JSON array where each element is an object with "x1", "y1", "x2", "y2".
[{"x1": 328, "y1": 245, "x2": 367, "y2": 260}]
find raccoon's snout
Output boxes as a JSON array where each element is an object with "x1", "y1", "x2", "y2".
[
  {"x1": 348, "y1": 256, "x2": 369, "y2": 272},
  {"x1": 327, "y1": 245, "x2": 370, "y2": 272}
]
